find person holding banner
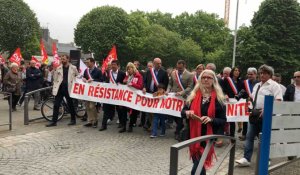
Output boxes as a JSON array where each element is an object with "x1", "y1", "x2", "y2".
[
  {"x1": 236, "y1": 67, "x2": 259, "y2": 141},
  {"x1": 82, "y1": 58, "x2": 102, "y2": 128},
  {"x1": 142, "y1": 58, "x2": 169, "y2": 131},
  {"x1": 123, "y1": 62, "x2": 143, "y2": 132},
  {"x1": 182, "y1": 69, "x2": 226, "y2": 175},
  {"x1": 99, "y1": 60, "x2": 127, "y2": 133},
  {"x1": 223, "y1": 67, "x2": 243, "y2": 138},
  {"x1": 167, "y1": 60, "x2": 193, "y2": 140},
  {"x1": 46, "y1": 54, "x2": 79, "y2": 127}
]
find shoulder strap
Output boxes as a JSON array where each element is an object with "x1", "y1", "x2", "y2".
[{"x1": 252, "y1": 85, "x2": 261, "y2": 109}]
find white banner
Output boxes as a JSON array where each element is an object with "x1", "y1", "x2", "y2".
[
  {"x1": 70, "y1": 78, "x2": 250, "y2": 121},
  {"x1": 70, "y1": 78, "x2": 185, "y2": 117}
]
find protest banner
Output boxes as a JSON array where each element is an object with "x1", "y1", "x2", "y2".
[
  {"x1": 70, "y1": 78, "x2": 185, "y2": 117},
  {"x1": 70, "y1": 78, "x2": 250, "y2": 121}
]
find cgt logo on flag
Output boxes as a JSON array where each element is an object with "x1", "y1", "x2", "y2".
[
  {"x1": 9, "y1": 48, "x2": 22, "y2": 65},
  {"x1": 101, "y1": 45, "x2": 117, "y2": 73}
]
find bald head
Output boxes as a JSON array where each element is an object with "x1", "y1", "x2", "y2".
[
  {"x1": 153, "y1": 57, "x2": 162, "y2": 70},
  {"x1": 30, "y1": 60, "x2": 36, "y2": 67}
]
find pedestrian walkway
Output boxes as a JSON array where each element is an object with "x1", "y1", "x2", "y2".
[{"x1": 0, "y1": 98, "x2": 299, "y2": 174}]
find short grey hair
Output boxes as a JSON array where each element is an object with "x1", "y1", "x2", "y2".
[
  {"x1": 258, "y1": 64, "x2": 274, "y2": 76},
  {"x1": 10, "y1": 63, "x2": 19, "y2": 68},
  {"x1": 247, "y1": 67, "x2": 257, "y2": 74},
  {"x1": 223, "y1": 67, "x2": 232, "y2": 73},
  {"x1": 206, "y1": 63, "x2": 216, "y2": 71}
]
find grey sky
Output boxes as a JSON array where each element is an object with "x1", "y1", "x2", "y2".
[{"x1": 24, "y1": 0, "x2": 264, "y2": 43}]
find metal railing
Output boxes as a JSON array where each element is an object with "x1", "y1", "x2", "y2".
[
  {"x1": 170, "y1": 135, "x2": 236, "y2": 175},
  {"x1": 24, "y1": 86, "x2": 52, "y2": 125},
  {"x1": 0, "y1": 91, "x2": 12, "y2": 130}
]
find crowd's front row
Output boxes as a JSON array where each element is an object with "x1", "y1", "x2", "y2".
[{"x1": 2, "y1": 55, "x2": 300, "y2": 175}]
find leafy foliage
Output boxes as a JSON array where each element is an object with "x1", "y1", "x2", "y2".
[{"x1": 0, "y1": 0, "x2": 40, "y2": 59}]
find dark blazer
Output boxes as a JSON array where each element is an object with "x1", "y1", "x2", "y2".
[
  {"x1": 144, "y1": 68, "x2": 169, "y2": 92},
  {"x1": 83, "y1": 67, "x2": 102, "y2": 82},
  {"x1": 104, "y1": 70, "x2": 126, "y2": 84},
  {"x1": 26, "y1": 67, "x2": 42, "y2": 91},
  {"x1": 223, "y1": 77, "x2": 243, "y2": 98},
  {"x1": 284, "y1": 84, "x2": 295, "y2": 101}
]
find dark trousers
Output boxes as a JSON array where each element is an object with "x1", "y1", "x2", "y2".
[
  {"x1": 8, "y1": 93, "x2": 20, "y2": 109},
  {"x1": 191, "y1": 156, "x2": 206, "y2": 175},
  {"x1": 174, "y1": 117, "x2": 184, "y2": 135},
  {"x1": 242, "y1": 122, "x2": 248, "y2": 136},
  {"x1": 101, "y1": 104, "x2": 115, "y2": 128},
  {"x1": 129, "y1": 109, "x2": 139, "y2": 127},
  {"x1": 52, "y1": 86, "x2": 76, "y2": 123},
  {"x1": 117, "y1": 106, "x2": 127, "y2": 128},
  {"x1": 140, "y1": 112, "x2": 146, "y2": 126}
]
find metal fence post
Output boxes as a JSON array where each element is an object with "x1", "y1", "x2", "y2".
[
  {"x1": 228, "y1": 139, "x2": 236, "y2": 175},
  {"x1": 258, "y1": 96, "x2": 274, "y2": 175},
  {"x1": 9, "y1": 93, "x2": 12, "y2": 130},
  {"x1": 24, "y1": 95, "x2": 29, "y2": 125},
  {"x1": 170, "y1": 146, "x2": 179, "y2": 175}
]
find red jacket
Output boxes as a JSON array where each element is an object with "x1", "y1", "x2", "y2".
[{"x1": 123, "y1": 72, "x2": 143, "y2": 90}]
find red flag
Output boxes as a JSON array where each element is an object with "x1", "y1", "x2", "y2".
[
  {"x1": 40, "y1": 39, "x2": 48, "y2": 64},
  {"x1": 0, "y1": 55, "x2": 5, "y2": 64},
  {"x1": 52, "y1": 42, "x2": 60, "y2": 68},
  {"x1": 9, "y1": 48, "x2": 22, "y2": 65},
  {"x1": 31, "y1": 56, "x2": 41, "y2": 68},
  {"x1": 101, "y1": 45, "x2": 117, "y2": 73}
]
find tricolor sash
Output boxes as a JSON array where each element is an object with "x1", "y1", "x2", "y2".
[
  {"x1": 175, "y1": 70, "x2": 185, "y2": 91},
  {"x1": 86, "y1": 68, "x2": 92, "y2": 80},
  {"x1": 150, "y1": 68, "x2": 159, "y2": 87},
  {"x1": 244, "y1": 79, "x2": 253, "y2": 98},
  {"x1": 227, "y1": 77, "x2": 238, "y2": 95},
  {"x1": 193, "y1": 74, "x2": 198, "y2": 84},
  {"x1": 109, "y1": 70, "x2": 117, "y2": 84}
]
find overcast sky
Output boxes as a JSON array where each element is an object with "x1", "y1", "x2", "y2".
[{"x1": 24, "y1": 0, "x2": 265, "y2": 43}]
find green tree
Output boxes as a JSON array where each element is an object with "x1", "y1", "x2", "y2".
[
  {"x1": 0, "y1": 0, "x2": 40, "y2": 59},
  {"x1": 74, "y1": 6, "x2": 129, "y2": 60},
  {"x1": 251, "y1": 0, "x2": 300, "y2": 83},
  {"x1": 145, "y1": 11, "x2": 176, "y2": 31},
  {"x1": 174, "y1": 11, "x2": 230, "y2": 55}
]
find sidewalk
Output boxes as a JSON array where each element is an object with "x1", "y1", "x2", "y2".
[{"x1": 0, "y1": 96, "x2": 299, "y2": 175}]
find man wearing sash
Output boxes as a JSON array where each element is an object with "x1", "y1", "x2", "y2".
[
  {"x1": 237, "y1": 67, "x2": 258, "y2": 141},
  {"x1": 99, "y1": 60, "x2": 126, "y2": 132},
  {"x1": 82, "y1": 58, "x2": 102, "y2": 128},
  {"x1": 142, "y1": 58, "x2": 169, "y2": 130},
  {"x1": 167, "y1": 60, "x2": 193, "y2": 140}
]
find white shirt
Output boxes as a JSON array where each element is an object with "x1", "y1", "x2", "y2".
[
  {"x1": 112, "y1": 71, "x2": 118, "y2": 81},
  {"x1": 295, "y1": 86, "x2": 300, "y2": 102},
  {"x1": 252, "y1": 79, "x2": 283, "y2": 109},
  {"x1": 279, "y1": 84, "x2": 286, "y2": 95}
]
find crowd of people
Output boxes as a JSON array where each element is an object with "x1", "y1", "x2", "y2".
[{"x1": 1, "y1": 55, "x2": 300, "y2": 175}]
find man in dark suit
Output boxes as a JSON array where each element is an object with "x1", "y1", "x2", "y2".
[
  {"x1": 26, "y1": 60, "x2": 42, "y2": 110},
  {"x1": 143, "y1": 58, "x2": 169, "y2": 94},
  {"x1": 142, "y1": 58, "x2": 169, "y2": 131},
  {"x1": 82, "y1": 58, "x2": 102, "y2": 128},
  {"x1": 99, "y1": 60, "x2": 127, "y2": 133}
]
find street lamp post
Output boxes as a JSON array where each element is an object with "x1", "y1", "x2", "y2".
[{"x1": 232, "y1": 0, "x2": 240, "y2": 68}]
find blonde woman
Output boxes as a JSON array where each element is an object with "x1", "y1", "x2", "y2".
[
  {"x1": 182, "y1": 69, "x2": 226, "y2": 175},
  {"x1": 123, "y1": 62, "x2": 143, "y2": 132}
]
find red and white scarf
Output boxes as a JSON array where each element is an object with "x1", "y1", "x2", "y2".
[
  {"x1": 227, "y1": 77, "x2": 238, "y2": 95},
  {"x1": 189, "y1": 90, "x2": 216, "y2": 169},
  {"x1": 109, "y1": 70, "x2": 118, "y2": 84},
  {"x1": 85, "y1": 68, "x2": 92, "y2": 80},
  {"x1": 175, "y1": 70, "x2": 185, "y2": 91},
  {"x1": 150, "y1": 68, "x2": 159, "y2": 87},
  {"x1": 244, "y1": 79, "x2": 252, "y2": 98}
]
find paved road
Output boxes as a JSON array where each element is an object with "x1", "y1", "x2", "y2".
[{"x1": 0, "y1": 97, "x2": 299, "y2": 175}]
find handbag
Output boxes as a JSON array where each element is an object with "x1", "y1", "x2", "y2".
[
  {"x1": 249, "y1": 85, "x2": 261, "y2": 124},
  {"x1": 5, "y1": 84, "x2": 16, "y2": 93}
]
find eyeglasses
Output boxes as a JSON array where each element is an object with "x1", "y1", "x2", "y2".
[
  {"x1": 294, "y1": 76, "x2": 300, "y2": 78},
  {"x1": 201, "y1": 76, "x2": 213, "y2": 80}
]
